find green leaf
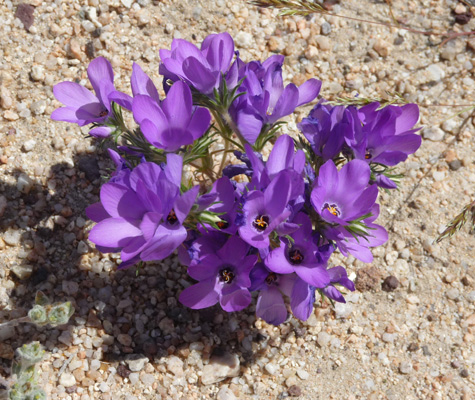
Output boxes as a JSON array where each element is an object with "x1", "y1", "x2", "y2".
[
  {"x1": 34, "y1": 292, "x2": 50, "y2": 307},
  {"x1": 46, "y1": 302, "x2": 74, "y2": 327},
  {"x1": 28, "y1": 305, "x2": 47, "y2": 327}
]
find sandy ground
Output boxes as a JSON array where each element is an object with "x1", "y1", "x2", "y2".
[{"x1": 0, "y1": 0, "x2": 475, "y2": 399}]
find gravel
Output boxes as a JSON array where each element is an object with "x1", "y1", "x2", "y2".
[{"x1": 1, "y1": 0, "x2": 475, "y2": 399}]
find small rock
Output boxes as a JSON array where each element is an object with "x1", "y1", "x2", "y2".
[
  {"x1": 451, "y1": 360, "x2": 461, "y2": 369},
  {"x1": 315, "y1": 36, "x2": 331, "y2": 51},
  {"x1": 373, "y1": 39, "x2": 391, "y2": 57},
  {"x1": 69, "y1": 38, "x2": 83, "y2": 60},
  {"x1": 355, "y1": 266, "x2": 381, "y2": 291},
  {"x1": 460, "y1": 369, "x2": 469, "y2": 378},
  {"x1": 305, "y1": 45, "x2": 318, "y2": 60},
  {"x1": 139, "y1": 373, "x2": 154, "y2": 386},
  {"x1": 297, "y1": 370, "x2": 309, "y2": 380},
  {"x1": 426, "y1": 64, "x2": 445, "y2": 82},
  {"x1": 449, "y1": 160, "x2": 462, "y2": 171},
  {"x1": 129, "y1": 372, "x2": 139, "y2": 385},
  {"x1": 166, "y1": 355, "x2": 184, "y2": 376},
  {"x1": 17, "y1": 173, "x2": 34, "y2": 194},
  {"x1": 59, "y1": 373, "x2": 77, "y2": 388},
  {"x1": 23, "y1": 139, "x2": 36, "y2": 152},
  {"x1": 15, "y1": 3, "x2": 35, "y2": 30},
  {"x1": 90, "y1": 359, "x2": 101, "y2": 371},
  {"x1": 30, "y1": 65, "x2": 44, "y2": 81},
  {"x1": 1, "y1": 86, "x2": 13, "y2": 109},
  {"x1": 265, "y1": 363, "x2": 278, "y2": 375},
  {"x1": 422, "y1": 345, "x2": 431, "y2": 356},
  {"x1": 58, "y1": 331, "x2": 72, "y2": 346},
  {"x1": 446, "y1": 288, "x2": 460, "y2": 301},
  {"x1": 321, "y1": 22, "x2": 331, "y2": 35},
  {"x1": 382, "y1": 333, "x2": 397, "y2": 343},
  {"x1": 201, "y1": 352, "x2": 240, "y2": 385},
  {"x1": 4, "y1": 110, "x2": 19, "y2": 121},
  {"x1": 235, "y1": 31, "x2": 253, "y2": 48},
  {"x1": 455, "y1": 12, "x2": 472, "y2": 25},
  {"x1": 334, "y1": 302, "x2": 353, "y2": 319},
  {"x1": 407, "y1": 343, "x2": 419, "y2": 352},
  {"x1": 422, "y1": 127, "x2": 445, "y2": 141},
  {"x1": 4, "y1": 229, "x2": 21, "y2": 246},
  {"x1": 31, "y1": 100, "x2": 46, "y2": 115},
  {"x1": 0, "y1": 325, "x2": 16, "y2": 341},
  {"x1": 85, "y1": 41, "x2": 95, "y2": 59},
  {"x1": 317, "y1": 331, "x2": 331, "y2": 347},
  {"x1": 382, "y1": 276, "x2": 399, "y2": 292},
  {"x1": 11, "y1": 264, "x2": 33, "y2": 280},
  {"x1": 121, "y1": 0, "x2": 134, "y2": 7},
  {"x1": 217, "y1": 386, "x2": 237, "y2": 400},
  {"x1": 268, "y1": 36, "x2": 285, "y2": 52},
  {"x1": 117, "y1": 334, "x2": 132, "y2": 347},
  {"x1": 399, "y1": 361, "x2": 413, "y2": 374},
  {"x1": 440, "y1": 44, "x2": 457, "y2": 61},
  {"x1": 288, "y1": 385, "x2": 302, "y2": 397}
]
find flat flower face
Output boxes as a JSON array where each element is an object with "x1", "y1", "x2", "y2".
[
  {"x1": 239, "y1": 171, "x2": 292, "y2": 248},
  {"x1": 311, "y1": 159, "x2": 378, "y2": 225},
  {"x1": 179, "y1": 236, "x2": 257, "y2": 312},
  {"x1": 265, "y1": 213, "x2": 330, "y2": 288}
]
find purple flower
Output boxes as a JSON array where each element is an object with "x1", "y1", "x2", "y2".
[
  {"x1": 159, "y1": 32, "x2": 235, "y2": 94},
  {"x1": 109, "y1": 62, "x2": 160, "y2": 111},
  {"x1": 179, "y1": 236, "x2": 257, "y2": 312},
  {"x1": 298, "y1": 102, "x2": 358, "y2": 162},
  {"x1": 347, "y1": 103, "x2": 421, "y2": 166},
  {"x1": 265, "y1": 213, "x2": 330, "y2": 288},
  {"x1": 230, "y1": 56, "x2": 321, "y2": 144},
  {"x1": 239, "y1": 171, "x2": 293, "y2": 249},
  {"x1": 311, "y1": 159, "x2": 378, "y2": 226},
  {"x1": 249, "y1": 263, "x2": 295, "y2": 325},
  {"x1": 196, "y1": 177, "x2": 239, "y2": 234},
  {"x1": 321, "y1": 266, "x2": 355, "y2": 303},
  {"x1": 86, "y1": 154, "x2": 198, "y2": 268},
  {"x1": 132, "y1": 81, "x2": 211, "y2": 152},
  {"x1": 324, "y1": 204, "x2": 388, "y2": 263},
  {"x1": 51, "y1": 57, "x2": 117, "y2": 138}
]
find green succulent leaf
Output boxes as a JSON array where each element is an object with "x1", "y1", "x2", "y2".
[{"x1": 28, "y1": 305, "x2": 47, "y2": 327}]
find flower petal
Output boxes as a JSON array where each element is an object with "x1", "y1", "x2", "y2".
[
  {"x1": 179, "y1": 279, "x2": 219, "y2": 309},
  {"x1": 256, "y1": 287, "x2": 288, "y2": 325},
  {"x1": 131, "y1": 62, "x2": 160, "y2": 103},
  {"x1": 220, "y1": 288, "x2": 252, "y2": 312},
  {"x1": 53, "y1": 82, "x2": 98, "y2": 108},
  {"x1": 89, "y1": 218, "x2": 141, "y2": 248},
  {"x1": 87, "y1": 57, "x2": 114, "y2": 98}
]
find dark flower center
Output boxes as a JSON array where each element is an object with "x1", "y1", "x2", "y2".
[
  {"x1": 288, "y1": 249, "x2": 304, "y2": 265},
  {"x1": 99, "y1": 110, "x2": 108, "y2": 117},
  {"x1": 265, "y1": 272, "x2": 278, "y2": 285},
  {"x1": 219, "y1": 268, "x2": 235, "y2": 284},
  {"x1": 216, "y1": 220, "x2": 229, "y2": 229},
  {"x1": 167, "y1": 208, "x2": 178, "y2": 225},
  {"x1": 253, "y1": 215, "x2": 269, "y2": 232},
  {"x1": 365, "y1": 150, "x2": 372, "y2": 160},
  {"x1": 322, "y1": 203, "x2": 340, "y2": 217}
]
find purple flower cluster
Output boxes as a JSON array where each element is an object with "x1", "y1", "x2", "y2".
[{"x1": 52, "y1": 32, "x2": 421, "y2": 326}]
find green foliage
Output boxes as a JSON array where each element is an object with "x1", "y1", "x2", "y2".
[
  {"x1": 9, "y1": 343, "x2": 46, "y2": 400},
  {"x1": 28, "y1": 292, "x2": 75, "y2": 328},
  {"x1": 436, "y1": 200, "x2": 475, "y2": 243}
]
